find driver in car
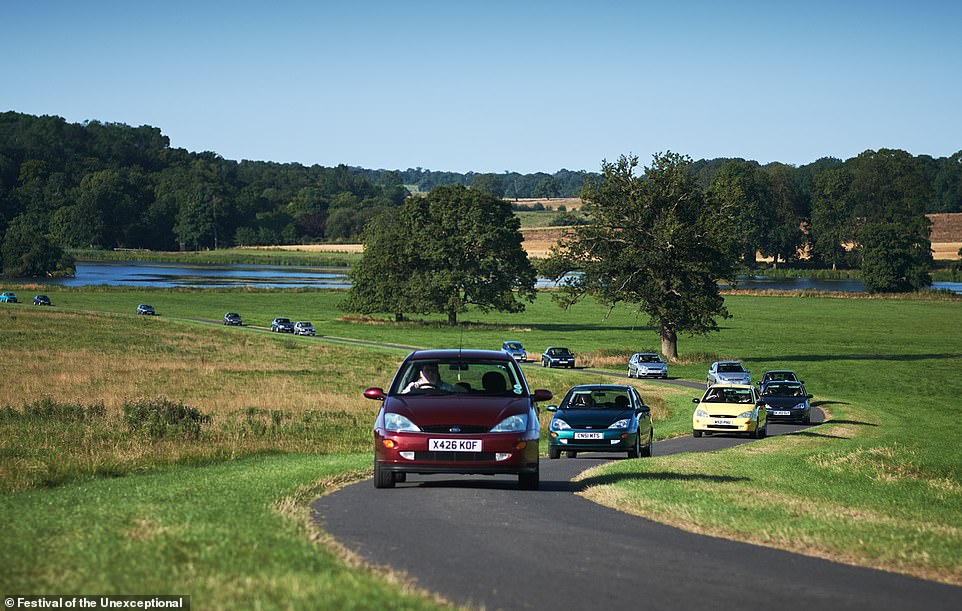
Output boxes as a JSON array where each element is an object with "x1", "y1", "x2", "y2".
[{"x1": 401, "y1": 362, "x2": 455, "y2": 393}]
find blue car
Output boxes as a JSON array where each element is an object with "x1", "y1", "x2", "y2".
[
  {"x1": 547, "y1": 384, "x2": 653, "y2": 459},
  {"x1": 0, "y1": 292, "x2": 18, "y2": 303},
  {"x1": 501, "y1": 341, "x2": 527, "y2": 361},
  {"x1": 541, "y1": 346, "x2": 575, "y2": 368}
]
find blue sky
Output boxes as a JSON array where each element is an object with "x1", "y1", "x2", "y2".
[{"x1": 3, "y1": 1, "x2": 961, "y2": 173}]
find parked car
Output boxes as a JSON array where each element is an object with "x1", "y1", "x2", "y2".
[
  {"x1": 365, "y1": 349, "x2": 552, "y2": 490},
  {"x1": 1, "y1": 292, "x2": 18, "y2": 303},
  {"x1": 223, "y1": 312, "x2": 243, "y2": 326},
  {"x1": 501, "y1": 341, "x2": 527, "y2": 361},
  {"x1": 541, "y1": 346, "x2": 575, "y2": 368},
  {"x1": 136, "y1": 304, "x2": 155, "y2": 315},
  {"x1": 33, "y1": 294, "x2": 51, "y2": 306},
  {"x1": 761, "y1": 381, "x2": 813, "y2": 424},
  {"x1": 627, "y1": 352, "x2": 668, "y2": 379},
  {"x1": 691, "y1": 384, "x2": 767, "y2": 438},
  {"x1": 758, "y1": 370, "x2": 801, "y2": 392},
  {"x1": 547, "y1": 384, "x2": 653, "y2": 459},
  {"x1": 706, "y1": 361, "x2": 751, "y2": 387},
  {"x1": 270, "y1": 317, "x2": 294, "y2": 333},
  {"x1": 293, "y1": 321, "x2": 316, "y2": 336}
]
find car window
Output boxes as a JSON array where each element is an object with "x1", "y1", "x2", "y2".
[
  {"x1": 718, "y1": 363, "x2": 745, "y2": 373},
  {"x1": 639, "y1": 354, "x2": 660, "y2": 363},
  {"x1": 392, "y1": 359, "x2": 526, "y2": 396},
  {"x1": 765, "y1": 383, "x2": 804, "y2": 397},
  {"x1": 703, "y1": 387, "x2": 755, "y2": 403},
  {"x1": 562, "y1": 389, "x2": 632, "y2": 409}
]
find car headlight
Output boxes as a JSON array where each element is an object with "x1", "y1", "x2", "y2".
[
  {"x1": 737, "y1": 410, "x2": 754, "y2": 419},
  {"x1": 794, "y1": 402, "x2": 808, "y2": 410},
  {"x1": 608, "y1": 419, "x2": 629, "y2": 429},
  {"x1": 491, "y1": 414, "x2": 527, "y2": 433},
  {"x1": 550, "y1": 418, "x2": 571, "y2": 431},
  {"x1": 695, "y1": 408, "x2": 709, "y2": 417},
  {"x1": 384, "y1": 413, "x2": 421, "y2": 432}
]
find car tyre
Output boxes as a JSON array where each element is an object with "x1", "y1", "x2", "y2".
[
  {"x1": 548, "y1": 446, "x2": 560, "y2": 459},
  {"x1": 692, "y1": 430, "x2": 703, "y2": 438},
  {"x1": 565, "y1": 451, "x2": 577, "y2": 458},
  {"x1": 627, "y1": 434, "x2": 640, "y2": 459},
  {"x1": 641, "y1": 430, "x2": 653, "y2": 457},
  {"x1": 373, "y1": 460, "x2": 395, "y2": 489},
  {"x1": 519, "y1": 466, "x2": 539, "y2": 490}
]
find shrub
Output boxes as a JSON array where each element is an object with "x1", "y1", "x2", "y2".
[{"x1": 122, "y1": 397, "x2": 210, "y2": 438}]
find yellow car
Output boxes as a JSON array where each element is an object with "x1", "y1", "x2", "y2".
[{"x1": 691, "y1": 384, "x2": 768, "y2": 438}]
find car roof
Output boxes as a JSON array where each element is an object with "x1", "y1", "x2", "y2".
[
  {"x1": 706, "y1": 383, "x2": 754, "y2": 390},
  {"x1": 407, "y1": 349, "x2": 513, "y2": 361},
  {"x1": 568, "y1": 384, "x2": 633, "y2": 392},
  {"x1": 764, "y1": 369, "x2": 795, "y2": 374}
]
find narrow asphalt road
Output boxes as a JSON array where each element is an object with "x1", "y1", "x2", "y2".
[{"x1": 312, "y1": 412, "x2": 962, "y2": 611}]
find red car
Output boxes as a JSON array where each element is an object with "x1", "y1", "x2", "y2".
[{"x1": 365, "y1": 349, "x2": 552, "y2": 490}]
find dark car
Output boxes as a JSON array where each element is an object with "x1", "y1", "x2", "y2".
[
  {"x1": 136, "y1": 304, "x2": 155, "y2": 315},
  {"x1": 547, "y1": 384, "x2": 653, "y2": 459},
  {"x1": 541, "y1": 346, "x2": 575, "y2": 368},
  {"x1": 33, "y1": 295, "x2": 52, "y2": 306},
  {"x1": 270, "y1": 317, "x2": 294, "y2": 333},
  {"x1": 365, "y1": 349, "x2": 552, "y2": 490},
  {"x1": 760, "y1": 381, "x2": 813, "y2": 424},
  {"x1": 223, "y1": 312, "x2": 242, "y2": 326},
  {"x1": 759, "y1": 370, "x2": 801, "y2": 393}
]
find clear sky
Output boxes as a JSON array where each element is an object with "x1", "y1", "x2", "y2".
[{"x1": 3, "y1": 0, "x2": 961, "y2": 174}]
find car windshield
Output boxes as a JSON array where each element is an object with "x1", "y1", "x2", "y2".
[
  {"x1": 227, "y1": 313, "x2": 238, "y2": 317},
  {"x1": 703, "y1": 387, "x2": 755, "y2": 403},
  {"x1": 718, "y1": 363, "x2": 745, "y2": 373},
  {"x1": 297, "y1": 322, "x2": 312, "y2": 326},
  {"x1": 766, "y1": 372, "x2": 795, "y2": 381},
  {"x1": 562, "y1": 389, "x2": 633, "y2": 410},
  {"x1": 548, "y1": 348, "x2": 571, "y2": 356},
  {"x1": 276, "y1": 318, "x2": 290, "y2": 323},
  {"x1": 637, "y1": 354, "x2": 661, "y2": 363},
  {"x1": 392, "y1": 358, "x2": 526, "y2": 396},
  {"x1": 504, "y1": 343, "x2": 522, "y2": 350},
  {"x1": 764, "y1": 383, "x2": 804, "y2": 397}
]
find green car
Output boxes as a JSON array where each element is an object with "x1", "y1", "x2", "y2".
[{"x1": 547, "y1": 384, "x2": 653, "y2": 459}]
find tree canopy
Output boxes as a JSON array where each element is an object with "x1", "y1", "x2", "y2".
[
  {"x1": 345, "y1": 185, "x2": 536, "y2": 325},
  {"x1": 544, "y1": 153, "x2": 737, "y2": 361}
]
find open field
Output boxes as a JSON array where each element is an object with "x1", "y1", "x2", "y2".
[{"x1": 1, "y1": 287, "x2": 961, "y2": 595}]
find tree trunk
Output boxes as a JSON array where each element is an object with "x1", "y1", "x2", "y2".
[
  {"x1": 447, "y1": 310, "x2": 457, "y2": 326},
  {"x1": 660, "y1": 327, "x2": 678, "y2": 363},
  {"x1": 394, "y1": 312, "x2": 405, "y2": 322}
]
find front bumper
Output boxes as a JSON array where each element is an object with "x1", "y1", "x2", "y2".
[
  {"x1": 766, "y1": 408, "x2": 809, "y2": 422},
  {"x1": 692, "y1": 416, "x2": 756, "y2": 433},
  {"x1": 375, "y1": 430, "x2": 539, "y2": 475},
  {"x1": 549, "y1": 429, "x2": 636, "y2": 451}
]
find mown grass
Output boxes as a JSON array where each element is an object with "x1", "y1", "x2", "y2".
[{"x1": 0, "y1": 453, "x2": 448, "y2": 610}]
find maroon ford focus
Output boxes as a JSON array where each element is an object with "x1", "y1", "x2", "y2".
[{"x1": 365, "y1": 349, "x2": 552, "y2": 490}]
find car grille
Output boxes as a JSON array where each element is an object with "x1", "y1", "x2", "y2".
[
  {"x1": 419, "y1": 425, "x2": 491, "y2": 434},
  {"x1": 414, "y1": 452, "x2": 497, "y2": 462},
  {"x1": 707, "y1": 424, "x2": 740, "y2": 430}
]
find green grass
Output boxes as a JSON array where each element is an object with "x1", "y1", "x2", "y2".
[{"x1": 0, "y1": 453, "x2": 446, "y2": 609}]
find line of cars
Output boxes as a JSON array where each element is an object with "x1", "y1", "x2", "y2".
[
  {"x1": 692, "y1": 361, "x2": 813, "y2": 438},
  {"x1": 501, "y1": 341, "x2": 578, "y2": 368},
  {"x1": 132, "y1": 306, "x2": 317, "y2": 337},
  {"x1": 1, "y1": 291, "x2": 53, "y2": 306}
]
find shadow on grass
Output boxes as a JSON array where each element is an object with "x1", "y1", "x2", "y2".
[
  {"x1": 784, "y1": 430, "x2": 853, "y2": 440},
  {"x1": 748, "y1": 353, "x2": 962, "y2": 363},
  {"x1": 822, "y1": 418, "x2": 876, "y2": 426},
  {"x1": 539, "y1": 471, "x2": 751, "y2": 493},
  {"x1": 811, "y1": 400, "x2": 850, "y2": 407}
]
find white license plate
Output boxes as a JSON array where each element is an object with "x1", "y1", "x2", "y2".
[
  {"x1": 429, "y1": 438, "x2": 482, "y2": 452},
  {"x1": 712, "y1": 419, "x2": 733, "y2": 426},
  {"x1": 574, "y1": 432, "x2": 604, "y2": 439},
  {"x1": 772, "y1": 410, "x2": 791, "y2": 416}
]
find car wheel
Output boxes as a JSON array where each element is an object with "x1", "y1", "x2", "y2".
[
  {"x1": 373, "y1": 459, "x2": 395, "y2": 489},
  {"x1": 519, "y1": 466, "x2": 539, "y2": 490},
  {"x1": 760, "y1": 425, "x2": 768, "y2": 439},
  {"x1": 692, "y1": 430, "x2": 702, "y2": 438},
  {"x1": 627, "y1": 369, "x2": 633, "y2": 378},
  {"x1": 548, "y1": 446, "x2": 560, "y2": 460},
  {"x1": 803, "y1": 415, "x2": 812, "y2": 425},
  {"x1": 641, "y1": 430, "x2": 653, "y2": 457},
  {"x1": 627, "y1": 434, "x2": 640, "y2": 459},
  {"x1": 566, "y1": 451, "x2": 577, "y2": 459}
]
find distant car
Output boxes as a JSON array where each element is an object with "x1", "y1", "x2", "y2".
[
  {"x1": 627, "y1": 352, "x2": 668, "y2": 379},
  {"x1": 223, "y1": 312, "x2": 242, "y2": 326},
  {"x1": 501, "y1": 341, "x2": 527, "y2": 361},
  {"x1": 761, "y1": 381, "x2": 813, "y2": 424},
  {"x1": 542, "y1": 346, "x2": 575, "y2": 368},
  {"x1": 547, "y1": 384, "x2": 653, "y2": 459},
  {"x1": 136, "y1": 304, "x2": 155, "y2": 315},
  {"x1": 0, "y1": 292, "x2": 18, "y2": 303},
  {"x1": 271, "y1": 317, "x2": 294, "y2": 333},
  {"x1": 33, "y1": 295, "x2": 51, "y2": 306},
  {"x1": 692, "y1": 384, "x2": 767, "y2": 438},
  {"x1": 758, "y1": 370, "x2": 801, "y2": 392},
  {"x1": 365, "y1": 349, "x2": 552, "y2": 490},
  {"x1": 706, "y1": 361, "x2": 750, "y2": 387},
  {"x1": 293, "y1": 321, "x2": 315, "y2": 336}
]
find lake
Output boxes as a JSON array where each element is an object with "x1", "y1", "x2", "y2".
[{"x1": 47, "y1": 261, "x2": 962, "y2": 294}]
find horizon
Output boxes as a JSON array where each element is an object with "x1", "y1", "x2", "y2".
[{"x1": 4, "y1": 1, "x2": 961, "y2": 174}]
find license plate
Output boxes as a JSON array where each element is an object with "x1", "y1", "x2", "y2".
[
  {"x1": 712, "y1": 419, "x2": 733, "y2": 426},
  {"x1": 772, "y1": 410, "x2": 791, "y2": 416},
  {"x1": 429, "y1": 439, "x2": 482, "y2": 452},
  {"x1": 574, "y1": 432, "x2": 604, "y2": 439}
]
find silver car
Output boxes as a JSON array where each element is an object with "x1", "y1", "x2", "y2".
[
  {"x1": 627, "y1": 352, "x2": 668, "y2": 379},
  {"x1": 502, "y1": 341, "x2": 527, "y2": 361},
  {"x1": 293, "y1": 321, "x2": 316, "y2": 336},
  {"x1": 706, "y1": 361, "x2": 751, "y2": 387}
]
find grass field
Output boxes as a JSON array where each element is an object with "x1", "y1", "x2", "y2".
[{"x1": 1, "y1": 286, "x2": 961, "y2": 599}]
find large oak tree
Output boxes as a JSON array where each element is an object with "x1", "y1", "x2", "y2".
[{"x1": 544, "y1": 153, "x2": 737, "y2": 361}]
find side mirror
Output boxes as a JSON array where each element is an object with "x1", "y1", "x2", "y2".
[
  {"x1": 691, "y1": 398, "x2": 700, "y2": 404},
  {"x1": 546, "y1": 405, "x2": 558, "y2": 412},
  {"x1": 636, "y1": 405, "x2": 651, "y2": 415},
  {"x1": 363, "y1": 387, "x2": 386, "y2": 401},
  {"x1": 806, "y1": 394, "x2": 813, "y2": 399},
  {"x1": 532, "y1": 389, "x2": 553, "y2": 403},
  {"x1": 756, "y1": 400, "x2": 765, "y2": 407}
]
